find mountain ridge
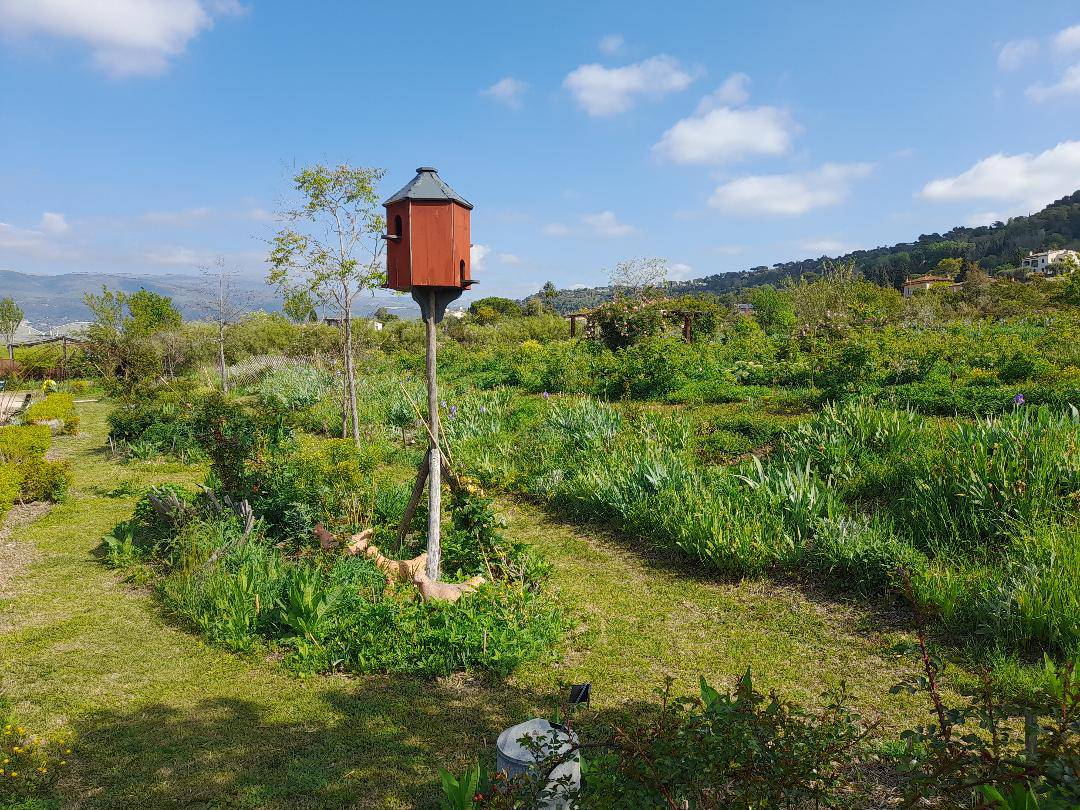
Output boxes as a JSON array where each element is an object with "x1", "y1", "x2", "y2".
[{"x1": 528, "y1": 190, "x2": 1080, "y2": 314}]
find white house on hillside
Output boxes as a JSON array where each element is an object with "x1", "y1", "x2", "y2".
[{"x1": 1020, "y1": 249, "x2": 1079, "y2": 274}]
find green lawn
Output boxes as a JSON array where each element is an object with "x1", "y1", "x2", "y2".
[{"x1": 0, "y1": 401, "x2": 938, "y2": 807}]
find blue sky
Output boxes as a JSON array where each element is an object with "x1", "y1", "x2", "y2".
[{"x1": 2, "y1": 1, "x2": 1079, "y2": 306}]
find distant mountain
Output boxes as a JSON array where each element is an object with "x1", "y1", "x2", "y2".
[
  {"x1": 0, "y1": 270, "x2": 417, "y2": 328},
  {"x1": 530, "y1": 190, "x2": 1080, "y2": 313}
]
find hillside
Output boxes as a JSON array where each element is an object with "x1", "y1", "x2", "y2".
[
  {"x1": 535, "y1": 190, "x2": 1080, "y2": 313},
  {"x1": 0, "y1": 269, "x2": 415, "y2": 327}
]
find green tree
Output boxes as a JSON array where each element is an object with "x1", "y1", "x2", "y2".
[
  {"x1": 747, "y1": 286, "x2": 795, "y2": 335},
  {"x1": 268, "y1": 163, "x2": 387, "y2": 444},
  {"x1": 127, "y1": 289, "x2": 182, "y2": 336},
  {"x1": 0, "y1": 296, "x2": 24, "y2": 352},
  {"x1": 283, "y1": 289, "x2": 319, "y2": 323},
  {"x1": 934, "y1": 257, "x2": 964, "y2": 278},
  {"x1": 1055, "y1": 271, "x2": 1080, "y2": 307},
  {"x1": 468, "y1": 297, "x2": 521, "y2": 318}
]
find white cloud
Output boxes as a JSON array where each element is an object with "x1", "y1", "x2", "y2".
[
  {"x1": 1055, "y1": 24, "x2": 1080, "y2": 54},
  {"x1": 694, "y1": 73, "x2": 751, "y2": 112},
  {"x1": 0, "y1": 0, "x2": 242, "y2": 77},
  {"x1": 1026, "y1": 64, "x2": 1080, "y2": 101},
  {"x1": 481, "y1": 76, "x2": 528, "y2": 109},
  {"x1": 39, "y1": 212, "x2": 69, "y2": 234},
  {"x1": 598, "y1": 33, "x2": 623, "y2": 55},
  {"x1": 798, "y1": 238, "x2": 855, "y2": 255},
  {"x1": 963, "y1": 211, "x2": 1004, "y2": 227},
  {"x1": 470, "y1": 243, "x2": 490, "y2": 271},
  {"x1": 998, "y1": 38, "x2": 1038, "y2": 71},
  {"x1": 141, "y1": 206, "x2": 214, "y2": 226},
  {"x1": 563, "y1": 55, "x2": 696, "y2": 116},
  {"x1": 710, "y1": 163, "x2": 874, "y2": 216},
  {"x1": 654, "y1": 104, "x2": 795, "y2": 165},
  {"x1": 542, "y1": 223, "x2": 571, "y2": 237},
  {"x1": 496, "y1": 252, "x2": 523, "y2": 265},
  {"x1": 920, "y1": 141, "x2": 1080, "y2": 211},
  {"x1": 142, "y1": 245, "x2": 214, "y2": 265},
  {"x1": 668, "y1": 262, "x2": 694, "y2": 280},
  {"x1": 582, "y1": 211, "x2": 635, "y2": 236}
]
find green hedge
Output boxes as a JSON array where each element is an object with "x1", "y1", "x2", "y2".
[
  {"x1": 24, "y1": 393, "x2": 79, "y2": 434},
  {"x1": 0, "y1": 425, "x2": 70, "y2": 511}
]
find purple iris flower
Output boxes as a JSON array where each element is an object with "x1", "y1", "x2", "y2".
[
  {"x1": 448, "y1": 405, "x2": 458, "y2": 418},
  {"x1": 479, "y1": 406, "x2": 487, "y2": 414},
  {"x1": 1014, "y1": 393, "x2": 1025, "y2": 406},
  {"x1": 542, "y1": 391, "x2": 550, "y2": 399}
]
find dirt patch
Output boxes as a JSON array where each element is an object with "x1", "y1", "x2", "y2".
[{"x1": 0, "y1": 502, "x2": 53, "y2": 599}]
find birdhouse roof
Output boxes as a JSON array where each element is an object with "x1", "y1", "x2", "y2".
[{"x1": 383, "y1": 167, "x2": 473, "y2": 210}]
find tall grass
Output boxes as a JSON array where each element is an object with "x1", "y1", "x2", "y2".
[{"x1": 444, "y1": 392, "x2": 1080, "y2": 657}]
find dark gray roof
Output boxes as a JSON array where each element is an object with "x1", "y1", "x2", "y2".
[{"x1": 383, "y1": 167, "x2": 473, "y2": 209}]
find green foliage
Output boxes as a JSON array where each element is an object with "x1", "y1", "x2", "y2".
[
  {"x1": 468, "y1": 297, "x2": 522, "y2": 321},
  {"x1": 0, "y1": 721, "x2": 70, "y2": 806},
  {"x1": 892, "y1": 623, "x2": 1080, "y2": 808},
  {"x1": 0, "y1": 463, "x2": 19, "y2": 521},
  {"x1": 106, "y1": 386, "x2": 203, "y2": 460},
  {"x1": 0, "y1": 425, "x2": 69, "y2": 506},
  {"x1": 0, "y1": 296, "x2": 23, "y2": 345},
  {"x1": 23, "y1": 394, "x2": 78, "y2": 435},
  {"x1": 126, "y1": 289, "x2": 182, "y2": 337},
  {"x1": 587, "y1": 297, "x2": 665, "y2": 351},
  {"x1": 253, "y1": 362, "x2": 334, "y2": 413}
]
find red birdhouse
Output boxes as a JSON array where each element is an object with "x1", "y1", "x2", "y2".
[{"x1": 383, "y1": 167, "x2": 475, "y2": 294}]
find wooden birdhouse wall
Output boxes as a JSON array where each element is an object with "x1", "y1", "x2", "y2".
[
  {"x1": 385, "y1": 200, "x2": 410, "y2": 290},
  {"x1": 385, "y1": 201, "x2": 471, "y2": 291},
  {"x1": 453, "y1": 202, "x2": 471, "y2": 287}
]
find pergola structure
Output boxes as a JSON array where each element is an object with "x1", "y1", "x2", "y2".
[{"x1": 3, "y1": 335, "x2": 84, "y2": 380}]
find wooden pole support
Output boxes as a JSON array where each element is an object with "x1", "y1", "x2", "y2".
[
  {"x1": 425, "y1": 288, "x2": 442, "y2": 581},
  {"x1": 396, "y1": 454, "x2": 429, "y2": 550}
]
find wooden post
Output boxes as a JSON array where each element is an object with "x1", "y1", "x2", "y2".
[
  {"x1": 683, "y1": 313, "x2": 692, "y2": 342},
  {"x1": 396, "y1": 455, "x2": 429, "y2": 551},
  {"x1": 569, "y1": 315, "x2": 577, "y2": 338},
  {"x1": 425, "y1": 288, "x2": 442, "y2": 581}
]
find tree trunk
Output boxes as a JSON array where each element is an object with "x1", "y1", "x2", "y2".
[
  {"x1": 342, "y1": 299, "x2": 360, "y2": 446},
  {"x1": 425, "y1": 288, "x2": 441, "y2": 581},
  {"x1": 218, "y1": 323, "x2": 228, "y2": 392}
]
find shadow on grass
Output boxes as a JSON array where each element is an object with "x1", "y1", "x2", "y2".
[{"x1": 66, "y1": 676, "x2": 552, "y2": 809}]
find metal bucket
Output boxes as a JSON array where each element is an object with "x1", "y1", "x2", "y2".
[{"x1": 496, "y1": 718, "x2": 580, "y2": 808}]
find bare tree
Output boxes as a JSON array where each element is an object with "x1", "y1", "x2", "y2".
[
  {"x1": 197, "y1": 258, "x2": 250, "y2": 392},
  {"x1": 608, "y1": 257, "x2": 669, "y2": 299},
  {"x1": 267, "y1": 163, "x2": 386, "y2": 444}
]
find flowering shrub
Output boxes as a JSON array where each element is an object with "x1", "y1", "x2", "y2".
[{"x1": 585, "y1": 298, "x2": 665, "y2": 351}]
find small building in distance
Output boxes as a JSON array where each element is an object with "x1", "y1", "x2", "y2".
[
  {"x1": 1020, "y1": 249, "x2": 1079, "y2": 275},
  {"x1": 902, "y1": 275, "x2": 963, "y2": 297}
]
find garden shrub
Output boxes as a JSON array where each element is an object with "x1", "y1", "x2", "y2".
[
  {"x1": 0, "y1": 463, "x2": 19, "y2": 521},
  {"x1": 253, "y1": 361, "x2": 334, "y2": 413},
  {"x1": 23, "y1": 393, "x2": 78, "y2": 434},
  {"x1": 107, "y1": 394, "x2": 202, "y2": 460},
  {"x1": 0, "y1": 425, "x2": 69, "y2": 507}
]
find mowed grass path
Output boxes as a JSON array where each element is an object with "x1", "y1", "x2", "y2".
[{"x1": 1, "y1": 402, "x2": 928, "y2": 808}]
